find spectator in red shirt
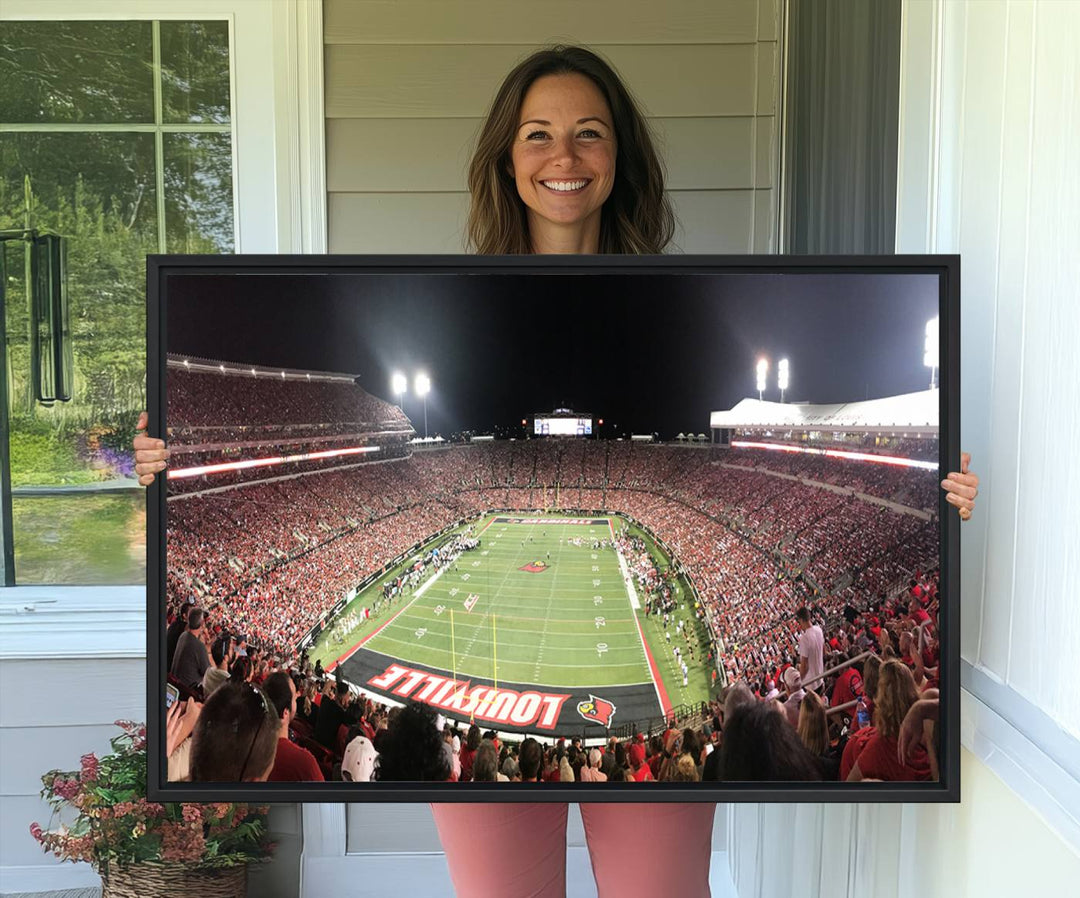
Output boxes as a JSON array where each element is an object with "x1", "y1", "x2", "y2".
[
  {"x1": 852, "y1": 654, "x2": 882, "y2": 733},
  {"x1": 831, "y1": 650, "x2": 864, "y2": 717},
  {"x1": 908, "y1": 599, "x2": 931, "y2": 627},
  {"x1": 542, "y1": 746, "x2": 562, "y2": 783},
  {"x1": 459, "y1": 724, "x2": 481, "y2": 783},
  {"x1": 263, "y1": 672, "x2": 324, "y2": 782},
  {"x1": 847, "y1": 660, "x2": 931, "y2": 782},
  {"x1": 647, "y1": 735, "x2": 665, "y2": 781},
  {"x1": 629, "y1": 742, "x2": 654, "y2": 781}
]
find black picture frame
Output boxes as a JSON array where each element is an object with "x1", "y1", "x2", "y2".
[{"x1": 146, "y1": 253, "x2": 960, "y2": 803}]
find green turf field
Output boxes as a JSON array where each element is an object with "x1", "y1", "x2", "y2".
[{"x1": 310, "y1": 513, "x2": 716, "y2": 706}]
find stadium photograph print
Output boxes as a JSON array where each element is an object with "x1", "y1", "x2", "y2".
[{"x1": 137, "y1": 43, "x2": 977, "y2": 893}]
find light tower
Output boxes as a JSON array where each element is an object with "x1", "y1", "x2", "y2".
[
  {"x1": 415, "y1": 373, "x2": 431, "y2": 438},
  {"x1": 756, "y1": 358, "x2": 768, "y2": 401},
  {"x1": 924, "y1": 317, "x2": 939, "y2": 389},
  {"x1": 778, "y1": 358, "x2": 789, "y2": 403},
  {"x1": 391, "y1": 371, "x2": 407, "y2": 408}
]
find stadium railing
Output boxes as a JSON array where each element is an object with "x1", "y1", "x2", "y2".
[{"x1": 801, "y1": 650, "x2": 874, "y2": 696}]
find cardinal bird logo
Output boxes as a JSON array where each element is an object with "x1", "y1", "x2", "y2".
[
  {"x1": 577, "y1": 694, "x2": 617, "y2": 727},
  {"x1": 519, "y1": 561, "x2": 548, "y2": 573}
]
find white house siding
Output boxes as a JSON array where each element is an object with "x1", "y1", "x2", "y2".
[{"x1": 324, "y1": 0, "x2": 781, "y2": 254}]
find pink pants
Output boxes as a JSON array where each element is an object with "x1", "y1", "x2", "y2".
[{"x1": 431, "y1": 802, "x2": 716, "y2": 898}]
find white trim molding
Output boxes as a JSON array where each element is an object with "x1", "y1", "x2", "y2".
[
  {"x1": 273, "y1": 0, "x2": 328, "y2": 254},
  {"x1": 0, "y1": 586, "x2": 145, "y2": 660},
  {"x1": 960, "y1": 668, "x2": 1080, "y2": 852}
]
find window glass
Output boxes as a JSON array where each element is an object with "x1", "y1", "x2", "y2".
[
  {"x1": 160, "y1": 20, "x2": 232, "y2": 124},
  {"x1": 164, "y1": 133, "x2": 234, "y2": 253},
  {"x1": 0, "y1": 21, "x2": 155, "y2": 124},
  {"x1": 0, "y1": 21, "x2": 234, "y2": 585}
]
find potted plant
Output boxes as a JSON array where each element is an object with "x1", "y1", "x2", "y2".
[{"x1": 30, "y1": 720, "x2": 274, "y2": 897}]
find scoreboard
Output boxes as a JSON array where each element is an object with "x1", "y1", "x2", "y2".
[{"x1": 534, "y1": 416, "x2": 592, "y2": 436}]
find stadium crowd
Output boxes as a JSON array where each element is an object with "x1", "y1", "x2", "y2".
[
  {"x1": 165, "y1": 370, "x2": 942, "y2": 715},
  {"x1": 167, "y1": 361, "x2": 409, "y2": 431},
  {"x1": 168, "y1": 565, "x2": 941, "y2": 785}
]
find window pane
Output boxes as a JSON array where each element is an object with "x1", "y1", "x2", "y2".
[
  {"x1": 0, "y1": 21, "x2": 154, "y2": 124},
  {"x1": 12, "y1": 493, "x2": 146, "y2": 585},
  {"x1": 160, "y1": 20, "x2": 232, "y2": 124},
  {"x1": 2, "y1": 132, "x2": 155, "y2": 584},
  {"x1": 164, "y1": 133, "x2": 235, "y2": 253},
  {"x1": 1, "y1": 132, "x2": 157, "y2": 487},
  {"x1": 1, "y1": 19, "x2": 234, "y2": 587}
]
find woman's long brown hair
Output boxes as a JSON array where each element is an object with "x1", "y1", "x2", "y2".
[
  {"x1": 873, "y1": 659, "x2": 921, "y2": 741},
  {"x1": 467, "y1": 46, "x2": 675, "y2": 255}
]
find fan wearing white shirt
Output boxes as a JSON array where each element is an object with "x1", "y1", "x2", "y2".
[{"x1": 796, "y1": 605, "x2": 825, "y2": 692}]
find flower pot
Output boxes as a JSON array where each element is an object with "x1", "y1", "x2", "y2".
[{"x1": 101, "y1": 862, "x2": 247, "y2": 898}]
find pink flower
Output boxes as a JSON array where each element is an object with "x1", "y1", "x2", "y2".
[
  {"x1": 52, "y1": 777, "x2": 80, "y2": 801},
  {"x1": 29, "y1": 822, "x2": 43, "y2": 842},
  {"x1": 181, "y1": 805, "x2": 203, "y2": 824},
  {"x1": 160, "y1": 822, "x2": 206, "y2": 863},
  {"x1": 80, "y1": 753, "x2": 100, "y2": 782},
  {"x1": 137, "y1": 799, "x2": 165, "y2": 818}
]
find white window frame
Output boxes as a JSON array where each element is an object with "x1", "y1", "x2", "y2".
[{"x1": 0, "y1": 0, "x2": 326, "y2": 657}]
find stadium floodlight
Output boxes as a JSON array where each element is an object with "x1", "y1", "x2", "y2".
[
  {"x1": 391, "y1": 371, "x2": 407, "y2": 402},
  {"x1": 415, "y1": 373, "x2": 431, "y2": 438},
  {"x1": 756, "y1": 358, "x2": 768, "y2": 401},
  {"x1": 778, "y1": 358, "x2": 790, "y2": 403},
  {"x1": 924, "y1": 317, "x2": 939, "y2": 389}
]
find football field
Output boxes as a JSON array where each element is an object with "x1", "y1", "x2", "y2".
[
  {"x1": 366, "y1": 516, "x2": 650, "y2": 688},
  {"x1": 325, "y1": 515, "x2": 676, "y2": 736}
]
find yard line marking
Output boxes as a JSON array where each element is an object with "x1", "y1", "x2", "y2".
[{"x1": 327, "y1": 557, "x2": 450, "y2": 672}]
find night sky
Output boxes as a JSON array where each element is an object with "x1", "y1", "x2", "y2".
[{"x1": 165, "y1": 268, "x2": 940, "y2": 439}]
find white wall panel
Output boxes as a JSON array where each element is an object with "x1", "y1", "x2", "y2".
[
  {"x1": 325, "y1": 0, "x2": 762, "y2": 46},
  {"x1": 954, "y1": 0, "x2": 1011, "y2": 679},
  {"x1": 1004, "y1": 2, "x2": 1080, "y2": 726},
  {"x1": 325, "y1": 3, "x2": 781, "y2": 257},
  {"x1": 326, "y1": 44, "x2": 759, "y2": 119},
  {"x1": 329, "y1": 192, "x2": 469, "y2": 253},
  {"x1": 326, "y1": 116, "x2": 767, "y2": 193},
  {"x1": 669, "y1": 190, "x2": 757, "y2": 253},
  {"x1": 897, "y1": 0, "x2": 1080, "y2": 734},
  {"x1": 346, "y1": 803, "x2": 444, "y2": 853}
]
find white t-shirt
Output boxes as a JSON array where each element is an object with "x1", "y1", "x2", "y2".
[{"x1": 798, "y1": 624, "x2": 825, "y2": 685}]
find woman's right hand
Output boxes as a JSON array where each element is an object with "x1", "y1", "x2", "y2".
[{"x1": 133, "y1": 410, "x2": 169, "y2": 486}]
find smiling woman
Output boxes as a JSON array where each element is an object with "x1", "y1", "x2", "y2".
[
  {"x1": 509, "y1": 73, "x2": 617, "y2": 252},
  {"x1": 465, "y1": 45, "x2": 673, "y2": 255}
]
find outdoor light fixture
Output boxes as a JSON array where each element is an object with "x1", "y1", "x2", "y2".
[
  {"x1": 778, "y1": 358, "x2": 789, "y2": 403},
  {"x1": 415, "y1": 373, "x2": 431, "y2": 437},
  {"x1": 924, "y1": 317, "x2": 939, "y2": 389},
  {"x1": 756, "y1": 358, "x2": 768, "y2": 401}
]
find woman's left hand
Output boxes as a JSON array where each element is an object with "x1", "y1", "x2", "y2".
[{"x1": 941, "y1": 451, "x2": 979, "y2": 520}]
